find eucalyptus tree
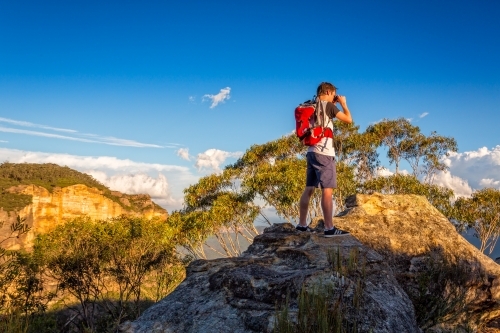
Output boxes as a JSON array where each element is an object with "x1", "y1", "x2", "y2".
[
  {"x1": 366, "y1": 118, "x2": 420, "y2": 174},
  {"x1": 452, "y1": 188, "x2": 500, "y2": 254},
  {"x1": 35, "y1": 216, "x2": 183, "y2": 331},
  {"x1": 332, "y1": 121, "x2": 380, "y2": 183},
  {"x1": 0, "y1": 216, "x2": 48, "y2": 319},
  {"x1": 400, "y1": 131, "x2": 458, "y2": 183},
  {"x1": 229, "y1": 135, "x2": 313, "y2": 224},
  {"x1": 420, "y1": 132, "x2": 458, "y2": 184},
  {"x1": 174, "y1": 169, "x2": 260, "y2": 259}
]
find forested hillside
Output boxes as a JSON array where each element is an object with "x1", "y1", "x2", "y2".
[{"x1": 0, "y1": 162, "x2": 164, "y2": 213}]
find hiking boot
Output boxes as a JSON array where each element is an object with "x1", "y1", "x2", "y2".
[
  {"x1": 324, "y1": 227, "x2": 349, "y2": 238},
  {"x1": 295, "y1": 224, "x2": 312, "y2": 232}
]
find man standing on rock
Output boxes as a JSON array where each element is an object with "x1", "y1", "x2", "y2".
[{"x1": 296, "y1": 82, "x2": 353, "y2": 237}]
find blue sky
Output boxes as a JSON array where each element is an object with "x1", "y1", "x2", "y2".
[{"x1": 0, "y1": 0, "x2": 499, "y2": 211}]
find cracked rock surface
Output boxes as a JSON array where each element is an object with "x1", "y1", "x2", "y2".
[{"x1": 121, "y1": 194, "x2": 500, "y2": 333}]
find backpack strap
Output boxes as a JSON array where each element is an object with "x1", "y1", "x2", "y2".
[{"x1": 316, "y1": 100, "x2": 335, "y2": 147}]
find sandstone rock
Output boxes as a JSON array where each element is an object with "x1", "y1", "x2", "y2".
[
  {"x1": 0, "y1": 184, "x2": 167, "y2": 250},
  {"x1": 122, "y1": 224, "x2": 419, "y2": 333},
  {"x1": 336, "y1": 193, "x2": 500, "y2": 331},
  {"x1": 121, "y1": 193, "x2": 500, "y2": 333}
]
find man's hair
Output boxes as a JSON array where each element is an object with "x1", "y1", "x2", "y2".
[{"x1": 316, "y1": 82, "x2": 337, "y2": 96}]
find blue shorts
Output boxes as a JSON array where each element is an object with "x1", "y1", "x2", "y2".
[{"x1": 305, "y1": 152, "x2": 337, "y2": 189}]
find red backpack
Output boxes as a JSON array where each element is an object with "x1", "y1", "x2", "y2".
[{"x1": 294, "y1": 99, "x2": 333, "y2": 146}]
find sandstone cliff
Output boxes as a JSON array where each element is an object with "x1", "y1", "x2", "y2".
[
  {"x1": 122, "y1": 193, "x2": 500, "y2": 333},
  {"x1": 0, "y1": 184, "x2": 168, "y2": 250}
]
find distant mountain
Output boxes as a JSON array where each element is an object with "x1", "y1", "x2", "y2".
[{"x1": 0, "y1": 162, "x2": 167, "y2": 250}]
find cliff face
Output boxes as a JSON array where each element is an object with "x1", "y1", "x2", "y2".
[
  {"x1": 0, "y1": 184, "x2": 168, "y2": 250},
  {"x1": 122, "y1": 193, "x2": 500, "y2": 333}
]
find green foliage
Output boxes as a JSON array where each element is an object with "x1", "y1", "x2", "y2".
[
  {"x1": 242, "y1": 158, "x2": 306, "y2": 221},
  {"x1": 452, "y1": 188, "x2": 500, "y2": 254},
  {"x1": 174, "y1": 170, "x2": 260, "y2": 259},
  {"x1": 332, "y1": 121, "x2": 379, "y2": 183},
  {"x1": 400, "y1": 131, "x2": 458, "y2": 183},
  {"x1": 366, "y1": 118, "x2": 421, "y2": 173},
  {"x1": 0, "y1": 192, "x2": 33, "y2": 213},
  {"x1": 174, "y1": 136, "x2": 311, "y2": 258},
  {"x1": 0, "y1": 214, "x2": 186, "y2": 333},
  {"x1": 365, "y1": 119, "x2": 457, "y2": 182},
  {"x1": 0, "y1": 216, "x2": 53, "y2": 333},
  {"x1": 33, "y1": 216, "x2": 185, "y2": 332},
  {"x1": 0, "y1": 162, "x2": 108, "y2": 192}
]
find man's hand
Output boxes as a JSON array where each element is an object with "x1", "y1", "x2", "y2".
[
  {"x1": 334, "y1": 95, "x2": 352, "y2": 124},
  {"x1": 336, "y1": 95, "x2": 347, "y2": 108}
]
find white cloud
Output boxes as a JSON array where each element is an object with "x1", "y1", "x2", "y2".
[
  {"x1": 374, "y1": 167, "x2": 410, "y2": 177},
  {"x1": 442, "y1": 146, "x2": 500, "y2": 191},
  {"x1": 479, "y1": 178, "x2": 500, "y2": 188},
  {"x1": 0, "y1": 147, "x2": 199, "y2": 211},
  {"x1": 203, "y1": 87, "x2": 231, "y2": 109},
  {"x1": 189, "y1": 96, "x2": 195, "y2": 103},
  {"x1": 0, "y1": 140, "x2": 8, "y2": 143},
  {"x1": 419, "y1": 112, "x2": 429, "y2": 118},
  {"x1": 88, "y1": 171, "x2": 167, "y2": 197},
  {"x1": 375, "y1": 167, "x2": 393, "y2": 177},
  {"x1": 195, "y1": 148, "x2": 242, "y2": 172},
  {"x1": 177, "y1": 147, "x2": 191, "y2": 161},
  {"x1": 86, "y1": 171, "x2": 182, "y2": 208},
  {"x1": 432, "y1": 171, "x2": 473, "y2": 198}
]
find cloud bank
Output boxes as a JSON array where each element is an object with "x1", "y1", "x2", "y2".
[
  {"x1": 441, "y1": 146, "x2": 500, "y2": 192},
  {"x1": 433, "y1": 171, "x2": 473, "y2": 198},
  {"x1": 86, "y1": 171, "x2": 182, "y2": 208}
]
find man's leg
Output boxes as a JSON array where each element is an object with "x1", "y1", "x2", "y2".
[
  {"x1": 321, "y1": 187, "x2": 334, "y2": 229},
  {"x1": 298, "y1": 186, "x2": 315, "y2": 227}
]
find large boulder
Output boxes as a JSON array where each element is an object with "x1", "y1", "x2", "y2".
[
  {"x1": 336, "y1": 194, "x2": 500, "y2": 331},
  {"x1": 121, "y1": 193, "x2": 500, "y2": 333}
]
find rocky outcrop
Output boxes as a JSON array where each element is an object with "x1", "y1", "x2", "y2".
[
  {"x1": 121, "y1": 193, "x2": 500, "y2": 332},
  {"x1": 0, "y1": 184, "x2": 167, "y2": 250}
]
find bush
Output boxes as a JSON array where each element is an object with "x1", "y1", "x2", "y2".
[{"x1": 34, "y1": 215, "x2": 185, "y2": 332}]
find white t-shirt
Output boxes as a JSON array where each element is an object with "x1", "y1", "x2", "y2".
[{"x1": 307, "y1": 100, "x2": 340, "y2": 157}]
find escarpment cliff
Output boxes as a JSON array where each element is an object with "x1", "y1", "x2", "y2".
[
  {"x1": 122, "y1": 193, "x2": 500, "y2": 333},
  {"x1": 0, "y1": 184, "x2": 167, "y2": 250}
]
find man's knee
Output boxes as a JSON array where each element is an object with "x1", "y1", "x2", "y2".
[
  {"x1": 321, "y1": 187, "x2": 333, "y2": 195},
  {"x1": 302, "y1": 186, "x2": 315, "y2": 198}
]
